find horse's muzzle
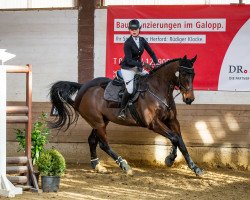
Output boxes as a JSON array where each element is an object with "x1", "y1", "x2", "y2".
[
  {"x1": 184, "y1": 97, "x2": 194, "y2": 105},
  {"x1": 183, "y1": 93, "x2": 195, "y2": 105}
]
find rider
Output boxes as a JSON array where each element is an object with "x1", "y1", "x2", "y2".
[{"x1": 118, "y1": 19, "x2": 160, "y2": 120}]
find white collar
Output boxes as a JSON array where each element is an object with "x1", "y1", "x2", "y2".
[{"x1": 132, "y1": 36, "x2": 140, "y2": 40}]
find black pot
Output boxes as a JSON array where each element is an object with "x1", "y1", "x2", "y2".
[{"x1": 41, "y1": 176, "x2": 61, "y2": 192}]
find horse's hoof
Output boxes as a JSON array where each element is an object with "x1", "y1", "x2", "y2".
[
  {"x1": 95, "y1": 163, "x2": 108, "y2": 173},
  {"x1": 119, "y1": 159, "x2": 133, "y2": 176},
  {"x1": 195, "y1": 167, "x2": 205, "y2": 177},
  {"x1": 165, "y1": 156, "x2": 174, "y2": 167},
  {"x1": 126, "y1": 168, "x2": 134, "y2": 176}
]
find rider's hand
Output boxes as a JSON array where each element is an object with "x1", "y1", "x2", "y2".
[
  {"x1": 155, "y1": 63, "x2": 161, "y2": 68},
  {"x1": 142, "y1": 62, "x2": 153, "y2": 71}
]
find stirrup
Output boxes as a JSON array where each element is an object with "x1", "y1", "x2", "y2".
[{"x1": 118, "y1": 109, "x2": 126, "y2": 120}]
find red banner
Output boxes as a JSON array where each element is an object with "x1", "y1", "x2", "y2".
[{"x1": 106, "y1": 5, "x2": 250, "y2": 91}]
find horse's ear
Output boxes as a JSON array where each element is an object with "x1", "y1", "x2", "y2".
[
  {"x1": 191, "y1": 55, "x2": 197, "y2": 63},
  {"x1": 183, "y1": 55, "x2": 187, "y2": 60}
]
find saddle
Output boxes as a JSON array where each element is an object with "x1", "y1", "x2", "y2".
[
  {"x1": 104, "y1": 70, "x2": 148, "y2": 103},
  {"x1": 104, "y1": 70, "x2": 148, "y2": 127}
]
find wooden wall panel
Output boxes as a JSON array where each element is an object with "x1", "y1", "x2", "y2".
[{"x1": 7, "y1": 102, "x2": 250, "y2": 148}]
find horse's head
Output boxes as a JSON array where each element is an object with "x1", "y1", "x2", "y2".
[{"x1": 177, "y1": 55, "x2": 197, "y2": 105}]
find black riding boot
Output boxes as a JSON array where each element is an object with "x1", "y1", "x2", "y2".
[{"x1": 118, "y1": 90, "x2": 130, "y2": 120}]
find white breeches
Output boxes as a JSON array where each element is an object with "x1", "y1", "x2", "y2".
[{"x1": 121, "y1": 67, "x2": 148, "y2": 94}]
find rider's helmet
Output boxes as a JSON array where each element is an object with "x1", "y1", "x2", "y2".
[{"x1": 128, "y1": 19, "x2": 141, "y2": 30}]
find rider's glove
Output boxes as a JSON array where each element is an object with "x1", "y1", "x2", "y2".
[
  {"x1": 155, "y1": 63, "x2": 161, "y2": 68},
  {"x1": 142, "y1": 62, "x2": 153, "y2": 71}
]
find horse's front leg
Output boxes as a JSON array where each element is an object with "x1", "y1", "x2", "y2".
[
  {"x1": 165, "y1": 143, "x2": 177, "y2": 167},
  {"x1": 151, "y1": 118, "x2": 204, "y2": 176},
  {"x1": 177, "y1": 134, "x2": 204, "y2": 176},
  {"x1": 163, "y1": 118, "x2": 180, "y2": 167}
]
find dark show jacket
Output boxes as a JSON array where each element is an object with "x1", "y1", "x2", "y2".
[{"x1": 120, "y1": 35, "x2": 158, "y2": 70}]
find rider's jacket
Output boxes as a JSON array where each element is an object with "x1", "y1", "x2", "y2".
[{"x1": 120, "y1": 36, "x2": 158, "y2": 70}]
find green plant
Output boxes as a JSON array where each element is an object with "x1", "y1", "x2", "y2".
[
  {"x1": 36, "y1": 148, "x2": 66, "y2": 176},
  {"x1": 15, "y1": 112, "x2": 50, "y2": 165}
]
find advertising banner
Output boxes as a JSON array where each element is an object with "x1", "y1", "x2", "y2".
[{"x1": 106, "y1": 5, "x2": 250, "y2": 91}]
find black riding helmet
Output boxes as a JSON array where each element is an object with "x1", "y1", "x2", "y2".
[{"x1": 128, "y1": 19, "x2": 141, "y2": 30}]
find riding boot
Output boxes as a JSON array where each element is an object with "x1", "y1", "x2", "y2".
[{"x1": 118, "y1": 90, "x2": 130, "y2": 120}]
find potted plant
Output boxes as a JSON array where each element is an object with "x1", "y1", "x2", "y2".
[
  {"x1": 15, "y1": 112, "x2": 50, "y2": 180},
  {"x1": 36, "y1": 148, "x2": 66, "y2": 192}
]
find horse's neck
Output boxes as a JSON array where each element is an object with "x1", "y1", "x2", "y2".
[{"x1": 148, "y1": 62, "x2": 178, "y2": 96}]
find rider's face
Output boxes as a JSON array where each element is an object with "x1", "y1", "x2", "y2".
[{"x1": 130, "y1": 29, "x2": 140, "y2": 37}]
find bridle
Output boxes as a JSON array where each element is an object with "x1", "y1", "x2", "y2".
[{"x1": 177, "y1": 65, "x2": 195, "y2": 93}]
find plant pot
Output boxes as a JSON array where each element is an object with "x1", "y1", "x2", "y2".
[{"x1": 41, "y1": 176, "x2": 61, "y2": 192}]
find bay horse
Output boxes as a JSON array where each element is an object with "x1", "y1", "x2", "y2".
[{"x1": 49, "y1": 55, "x2": 204, "y2": 176}]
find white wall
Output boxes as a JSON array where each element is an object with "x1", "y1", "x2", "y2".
[
  {"x1": 94, "y1": 9, "x2": 250, "y2": 104},
  {"x1": 0, "y1": 10, "x2": 78, "y2": 102},
  {"x1": 0, "y1": 0, "x2": 76, "y2": 9},
  {"x1": 94, "y1": 9, "x2": 107, "y2": 78}
]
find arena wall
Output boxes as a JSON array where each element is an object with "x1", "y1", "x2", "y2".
[
  {"x1": 0, "y1": 10, "x2": 78, "y2": 102},
  {"x1": 1, "y1": 8, "x2": 249, "y2": 170}
]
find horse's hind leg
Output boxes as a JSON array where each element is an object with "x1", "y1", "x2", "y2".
[
  {"x1": 96, "y1": 126, "x2": 133, "y2": 175},
  {"x1": 88, "y1": 129, "x2": 108, "y2": 173}
]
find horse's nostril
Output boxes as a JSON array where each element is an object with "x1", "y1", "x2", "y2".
[{"x1": 185, "y1": 98, "x2": 193, "y2": 105}]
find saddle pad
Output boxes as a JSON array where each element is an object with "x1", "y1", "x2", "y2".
[
  {"x1": 104, "y1": 82, "x2": 141, "y2": 103},
  {"x1": 104, "y1": 82, "x2": 123, "y2": 102}
]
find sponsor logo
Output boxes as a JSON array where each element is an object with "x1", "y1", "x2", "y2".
[
  {"x1": 228, "y1": 65, "x2": 249, "y2": 80},
  {"x1": 229, "y1": 65, "x2": 248, "y2": 74}
]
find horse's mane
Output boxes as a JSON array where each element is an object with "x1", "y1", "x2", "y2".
[{"x1": 150, "y1": 58, "x2": 181, "y2": 74}]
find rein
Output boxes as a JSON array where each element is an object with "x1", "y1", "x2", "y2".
[
  {"x1": 148, "y1": 89, "x2": 170, "y2": 109},
  {"x1": 147, "y1": 87, "x2": 181, "y2": 110}
]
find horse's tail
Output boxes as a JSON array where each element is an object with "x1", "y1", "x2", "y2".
[{"x1": 49, "y1": 81, "x2": 82, "y2": 131}]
